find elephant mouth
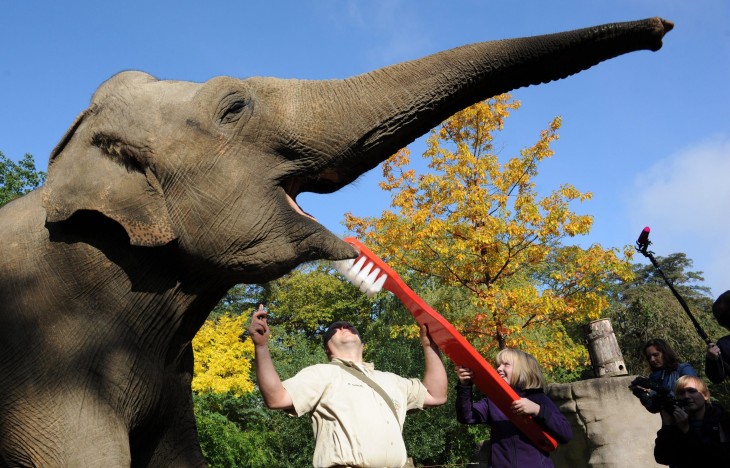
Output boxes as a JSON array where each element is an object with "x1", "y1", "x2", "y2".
[
  {"x1": 282, "y1": 178, "x2": 317, "y2": 222},
  {"x1": 279, "y1": 174, "x2": 359, "y2": 262}
]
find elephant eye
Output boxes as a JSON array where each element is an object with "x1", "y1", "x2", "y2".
[{"x1": 219, "y1": 99, "x2": 249, "y2": 125}]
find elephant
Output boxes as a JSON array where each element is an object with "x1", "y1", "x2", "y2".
[{"x1": 0, "y1": 17, "x2": 672, "y2": 467}]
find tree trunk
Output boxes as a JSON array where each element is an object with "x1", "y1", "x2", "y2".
[{"x1": 584, "y1": 318, "x2": 628, "y2": 377}]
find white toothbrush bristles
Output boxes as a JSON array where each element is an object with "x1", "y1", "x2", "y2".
[
  {"x1": 333, "y1": 256, "x2": 388, "y2": 298},
  {"x1": 347, "y1": 257, "x2": 367, "y2": 283},
  {"x1": 367, "y1": 274, "x2": 387, "y2": 297},
  {"x1": 354, "y1": 262, "x2": 374, "y2": 285},
  {"x1": 332, "y1": 258, "x2": 355, "y2": 276},
  {"x1": 360, "y1": 267, "x2": 381, "y2": 294}
]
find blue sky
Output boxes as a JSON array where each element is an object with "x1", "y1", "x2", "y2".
[{"x1": 2, "y1": 1, "x2": 729, "y2": 298}]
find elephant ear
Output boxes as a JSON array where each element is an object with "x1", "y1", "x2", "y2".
[{"x1": 42, "y1": 109, "x2": 177, "y2": 247}]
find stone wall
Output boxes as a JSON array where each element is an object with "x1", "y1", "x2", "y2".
[{"x1": 548, "y1": 375, "x2": 663, "y2": 467}]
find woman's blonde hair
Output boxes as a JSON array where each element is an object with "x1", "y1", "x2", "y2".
[
  {"x1": 674, "y1": 375, "x2": 711, "y2": 404},
  {"x1": 495, "y1": 348, "x2": 545, "y2": 390}
]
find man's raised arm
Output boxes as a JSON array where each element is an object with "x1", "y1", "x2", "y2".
[
  {"x1": 420, "y1": 324, "x2": 448, "y2": 407},
  {"x1": 248, "y1": 305, "x2": 294, "y2": 410}
]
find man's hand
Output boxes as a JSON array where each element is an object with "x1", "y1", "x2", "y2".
[
  {"x1": 420, "y1": 323, "x2": 448, "y2": 407},
  {"x1": 707, "y1": 342, "x2": 721, "y2": 361},
  {"x1": 660, "y1": 407, "x2": 675, "y2": 426},
  {"x1": 670, "y1": 405, "x2": 690, "y2": 433},
  {"x1": 660, "y1": 405, "x2": 690, "y2": 433},
  {"x1": 248, "y1": 304, "x2": 269, "y2": 347},
  {"x1": 247, "y1": 304, "x2": 293, "y2": 410},
  {"x1": 419, "y1": 324, "x2": 437, "y2": 349}
]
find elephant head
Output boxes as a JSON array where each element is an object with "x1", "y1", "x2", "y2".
[{"x1": 41, "y1": 17, "x2": 672, "y2": 286}]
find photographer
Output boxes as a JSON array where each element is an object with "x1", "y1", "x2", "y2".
[
  {"x1": 631, "y1": 338, "x2": 697, "y2": 413},
  {"x1": 705, "y1": 290, "x2": 730, "y2": 383},
  {"x1": 654, "y1": 375, "x2": 730, "y2": 466}
]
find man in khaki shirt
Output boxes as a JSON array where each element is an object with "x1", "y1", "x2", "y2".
[{"x1": 248, "y1": 305, "x2": 448, "y2": 468}]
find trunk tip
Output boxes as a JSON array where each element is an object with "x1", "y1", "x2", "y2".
[{"x1": 658, "y1": 18, "x2": 674, "y2": 35}]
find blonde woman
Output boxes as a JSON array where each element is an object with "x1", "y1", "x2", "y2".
[
  {"x1": 654, "y1": 375, "x2": 730, "y2": 466},
  {"x1": 455, "y1": 348, "x2": 572, "y2": 467}
]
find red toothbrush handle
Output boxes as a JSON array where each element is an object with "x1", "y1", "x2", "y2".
[{"x1": 343, "y1": 238, "x2": 558, "y2": 452}]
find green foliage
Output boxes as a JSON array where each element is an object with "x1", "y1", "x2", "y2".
[
  {"x1": 195, "y1": 392, "x2": 269, "y2": 428},
  {"x1": 264, "y1": 261, "x2": 376, "y2": 340},
  {"x1": 0, "y1": 151, "x2": 45, "y2": 206},
  {"x1": 208, "y1": 284, "x2": 266, "y2": 320},
  {"x1": 194, "y1": 405, "x2": 263, "y2": 467},
  {"x1": 251, "y1": 402, "x2": 315, "y2": 468},
  {"x1": 194, "y1": 392, "x2": 315, "y2": 468},
  {"x1": 607, "y1": 253, "x2": 718, "y2": 374},
  {"x1": 606, "y1": 252, "x2": 730, "y2": 405}
]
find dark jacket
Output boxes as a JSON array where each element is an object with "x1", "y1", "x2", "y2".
[
  {"x1": 654, "y1": 403, "x2": 730, "y2": 467},
  {"x1": 638, "y1": 362, "x2": 697, "y2": 413},
  {"x1": 705, "y1": 334, "x2": 730, "y2": 384},
  {"x1": 455, "y1": 383, "x2": 572, "y2": 468}
]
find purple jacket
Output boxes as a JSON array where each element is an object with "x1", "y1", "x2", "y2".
[{"x1": 455, "y1": 384, "x2": 572, "y2": 468}]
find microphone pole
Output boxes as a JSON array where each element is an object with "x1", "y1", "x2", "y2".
[
  {"x1": 636, "y1": 227, "x2": 730, "y2": 378},
  {"x1": 634, "y1": 227, "x2": 711, "y2": 344}
]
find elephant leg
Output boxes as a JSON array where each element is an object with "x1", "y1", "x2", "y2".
[
  {"x1": 135, "y1": 394, "x2": 206, "y2": 468},
  {"x1": 131, "y1": 345, "x2": 206, "y2": 468}
]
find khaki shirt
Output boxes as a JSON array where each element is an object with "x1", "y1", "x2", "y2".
[{"x1": 282, "y1": 358, "x2": 427, "y2": 468}]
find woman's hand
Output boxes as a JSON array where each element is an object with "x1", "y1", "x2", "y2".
[{"x1": 456, "y1": 366, "x2": 473, "y2": 385}]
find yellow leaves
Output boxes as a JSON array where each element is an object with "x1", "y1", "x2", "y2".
[
  {"x1": 438, "y1": 96, "x2": 521, "y2": 151},
  {"x1": 389, "y1": 323, "x2": 420, "y2": 340},
  {"x1": 344, "y1": 95, "x2": 635, "y2": 372},
  {"x1": 192, "y1": 313, "x2": 255, "y2": 397},
  {"x1": 380, "y1": 148, "x2": 415, "y2": 193}
]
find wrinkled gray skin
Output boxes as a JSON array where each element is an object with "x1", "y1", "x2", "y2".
[{"x1": 0, "y1": 18, "x2": 671, "y2": 467}]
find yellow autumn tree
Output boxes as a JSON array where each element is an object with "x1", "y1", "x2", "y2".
[
  {"x1": 345, "y1": 95, "x2": 634, "y2": 371},
  {"x1": 192, "y1": 313, "x2": 255, "y2": 397}
]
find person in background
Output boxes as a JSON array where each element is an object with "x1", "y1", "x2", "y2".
[
  {"x1": 248, "y1": 304, "x2": 448, "y2": 468},
  {"x1": 705, "y1": 290, "x2": 730, "y2": 383},
  {"x1": 654, "y1": 375, "x2": 730, "y2": 466},
  {"x1": 632, "y1": 338, "x2": 697, "y2": 413},
  {"x1": 455, "y1": 348, "x2": 572, "y2": 468}
]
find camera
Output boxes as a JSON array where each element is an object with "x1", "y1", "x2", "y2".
[{"x1": 629, "y1": 376, "x2": 687, "y2": 412}]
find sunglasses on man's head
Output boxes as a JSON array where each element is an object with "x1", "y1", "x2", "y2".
[{"x1": 323, "y1": 322, "x2": 360, "y2": 347}]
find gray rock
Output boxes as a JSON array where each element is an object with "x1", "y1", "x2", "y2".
[{"x1": 549, "y1": 376, "x2": 662, "y2": 467}]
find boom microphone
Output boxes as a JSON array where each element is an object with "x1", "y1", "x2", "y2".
[
  {"x1": 636, "y1": 226, "x2": 651, "y2": 249},
  {"x1": 634, "y1": 228, "x2": 730, "y2": 374},
  {"x1": 634, "y1": 227, "x2": 712, "y2": 345}
]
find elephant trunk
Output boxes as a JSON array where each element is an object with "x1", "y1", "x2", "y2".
[{"x1": 296, "y1": 17, "x2": 672, "y2": 191}]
